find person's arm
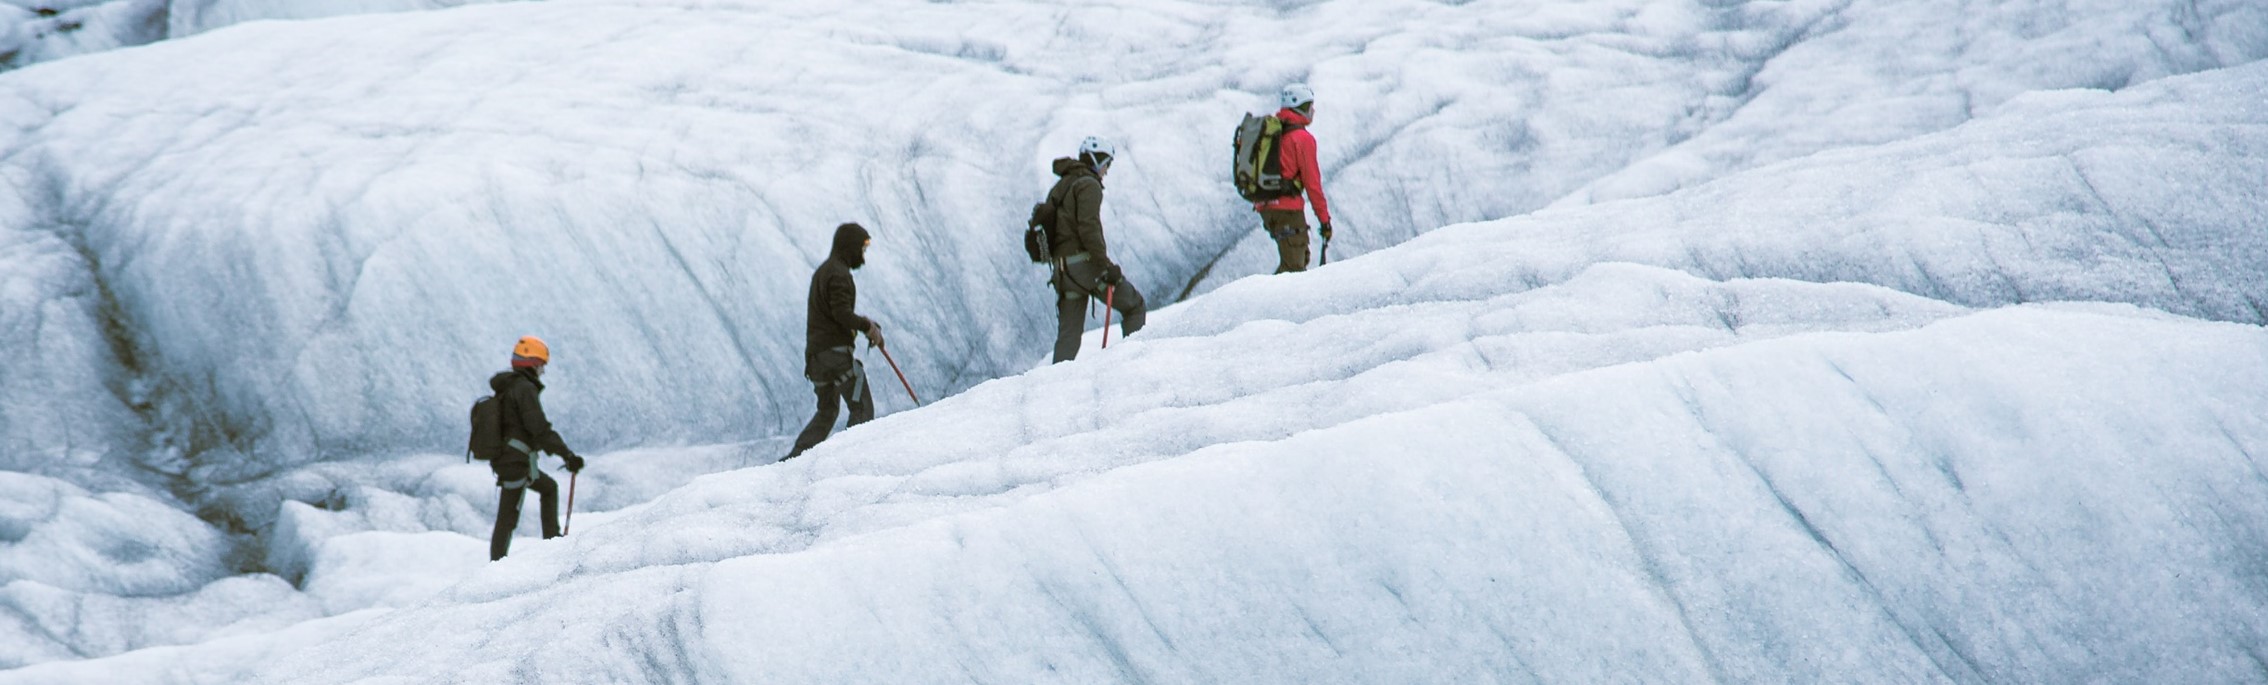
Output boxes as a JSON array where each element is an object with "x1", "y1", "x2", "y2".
[
  {"x1": 1074, "y1": 178, "x2": 1110, "y2": 267},
  {"x1": 513, "y1": 383, "x2": 573, "y2": 458},
  {"x1": 824, "y1": 268, "x2": 883, "y2": 346},
  {"x1": 1295, "y1": 130, "x2": 1331, "y2": 226},
  {"x1": 824, "y1": 268, "x2": 871, "y2": 334}
]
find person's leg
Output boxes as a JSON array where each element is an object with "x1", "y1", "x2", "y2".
[
  {"x1": 531, "y1": 472, "x2": 560, "y2": 539},
  {"x1": 491, "y1": 485, "x2": 525, "y2": 561},
  {"x1": 1263, "y1": 210, "x2": 1311, "y2": 274},
  {"x1": 845, "y1": 360, "x2": 875, "y2": 426},
  {"x1": 1110, "y1": 279, "x2": 1146, "y2": 337},
  {"x1": 786, "y1": 381, "x2": 843, "y2": 458},
  {"x1": 1053, "y1": 287, "x2": 1087, "y2": 363}
]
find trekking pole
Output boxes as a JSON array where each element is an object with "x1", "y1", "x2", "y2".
[
  {"x1": 1320, "y1": 237, "x2": 1330, "y2": 266},
  {"x1": 878, "y1": 344, "x2": 921, "y2": 405},
  {"x1": 563, "y1": 471, "x2": 577, "y2": 536},
  {"x1": 1102, "y1": 285, "x2": 1116, "y2": 349}
]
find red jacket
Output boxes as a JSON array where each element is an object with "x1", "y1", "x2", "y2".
[{"x1": 1254, "y1": 107, "x2": 1330, "y2": 224}]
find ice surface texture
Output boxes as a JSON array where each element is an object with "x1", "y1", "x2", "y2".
[
  {"x1": 10, "y1": 53, "x2": 2267, "y2": 684},
  {"x1": 0, "y1": 1, "x2": 507, "y2": 70},
  {"x1": 0, "y1": 0, "x2": 2265, "y2": 679},
  {"x1": 220, "y1": 66, "x2": 2268, "y2": 683},
  {"x1": 4, "y1": 0, "x2": 2260, "y2": 501}
]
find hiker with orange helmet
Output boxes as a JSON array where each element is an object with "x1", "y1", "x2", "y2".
[{"x1": 486, "y1": 335, "x2": 585, "y2": 561}]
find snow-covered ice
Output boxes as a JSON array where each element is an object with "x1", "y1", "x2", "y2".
[
  {"x1": 0, "y1": 0, "x2": 2265, "y2": 681},
  {"x1": 0, "y1": 0, "x2": 511, "y2": 70}
]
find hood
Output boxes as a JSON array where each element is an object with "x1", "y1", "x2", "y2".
[
  {"x1": 1051, "y1": 156, "x2": 1099, "y2": 186},
  {"x1": 490, "y1": 368, "x2": 541, "y2": 394},
  {"x1": 1276, "y1": 107, "x2": 1312, "y2": 128},
  {"x1": 829, "y1": 222, "x2": 870, "y2": 269},
  {"x1": 1050, "y1": 156, "x2": 1084, "y2": 177}
]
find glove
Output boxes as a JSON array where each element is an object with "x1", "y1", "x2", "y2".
[
  {"x1": 1103, "y1": 263, "x2": 1125, "y2": 285},
  {"x1": 867, "y1": 322, "x2": 886, "y2": 349},
  {"x1": 1318, "y1": 221, "x2": 1334, "y2": 242},
  {"x1": 562, "y1": 453, "x2": 585, "y2": 473}
]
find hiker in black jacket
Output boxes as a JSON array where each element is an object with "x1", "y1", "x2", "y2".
[
  {"x1": 488, "y1": 336, "x2": 585, "y2": 561},
  {"x1": 787, "y1": 222, "x2": 884, "y2": 460},
  {"x1": 1045, "y1": 136, "x2": 1145, "y2": 363}
]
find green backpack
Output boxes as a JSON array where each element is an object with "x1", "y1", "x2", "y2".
[{"x1": 1232, "y1": 113, "x2": 1301, "y2": 202}]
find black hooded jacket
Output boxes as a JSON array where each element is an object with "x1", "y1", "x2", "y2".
[
  {"x1": 1044, "y1": 157, "x2": 1110, "y2": 268},
  {"x1": 806, "y1": 223, "x2": 873, "y2": 355},
  {"x1": 488, "y1": 367, "x2": 573, "y2": 463}
]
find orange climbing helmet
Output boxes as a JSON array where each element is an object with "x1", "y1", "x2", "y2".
[{"x1": 511, "y1": 336, "x2": 550, "y2": 368}]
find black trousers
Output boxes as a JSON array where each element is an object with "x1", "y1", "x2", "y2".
[
  {"x1": 787, "y1": 359, "x2": 874, "y2": 459},
  {"x1": 1052, "y1": 260, "x2": 1146, "y2": 364},
  {"x1": 490, "y1": 468, "x2": 559, "y2": 561}
]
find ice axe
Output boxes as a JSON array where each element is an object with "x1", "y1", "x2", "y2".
[
  {"x1": 563, "y1": 471, "x2": 577, "y2": 536},
  {"x1": 1320, "y1": 236, "x2": 1330, "y2": 266},
  {"x1": 878, "y1": 343, "x2": 921, "y2": 405},
  {"x1": 1102, "y1": 285, "x2": 1116, "y2": 349}
]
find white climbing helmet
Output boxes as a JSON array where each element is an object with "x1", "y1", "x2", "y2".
[
  {"x1": 1279, "y1": 83, "x2": 1316, "y2": 110},
  {"x1": 1078, "y1": 136, "x2": 1116, "y2": 168}
]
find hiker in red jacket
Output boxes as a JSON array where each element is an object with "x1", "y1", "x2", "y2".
[{"x1": 1254, "y1": 83, "x2": 1332, "y2": 274}]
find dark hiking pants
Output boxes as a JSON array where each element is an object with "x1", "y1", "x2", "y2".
[
  {"x1": 1262, "y1": 209, "x2": 1311, "y2": 274},
  {"x1": 787, "y1": 356, "x2": 873, "y2": 459},
  {"x1": 1052, "y1": 259, "x2": 1146, "y2": 364},
  {"x1": 490, "y1": 465, "x2": 559, "y2": 561}
]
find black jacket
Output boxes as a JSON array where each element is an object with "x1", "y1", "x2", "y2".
[
  {"x1": 489, "y1": 368, "x2": 573, "y2": 463},
  {"x1": 1045, "y1": 158, "x2": 1111, "y2": 269},
  {"x1": 806, "y1": 223, "x2": 872, "y2": 355}
]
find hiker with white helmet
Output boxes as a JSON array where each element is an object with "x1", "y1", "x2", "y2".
[
  {"x1": 1245, "y1": 83, "x2": 1335, "y2": 273},
  {"x1": 1040, "y1": 136, "x2": 1146, "y2": 363}
]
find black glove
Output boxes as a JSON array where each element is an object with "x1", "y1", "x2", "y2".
[
  {"x1": 867, "y1": 322, "x2": 886, "y2": 349},
  {"x1": 1103, "y1": 263, "x2": 1125, "y2": 285},
  {"x1": 1318, "y1": 221, "x2": 1334, "y2": 242},
  {"x1": 562, "y1": 453, "x2": 585, "y2": 473}
]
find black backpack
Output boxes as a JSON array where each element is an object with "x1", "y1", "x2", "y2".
[
  {"x1": 1022, "y1": 200, "x2": 1055, "y2": 263},
  {"x1": 1232, "y1": 113, "x2": 1302, "y2": 202},
  {"x1": 466, "y1": 394, "x2": 507, "y2": 463}
]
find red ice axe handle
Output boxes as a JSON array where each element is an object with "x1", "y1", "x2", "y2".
[
  {"x1": 879, "y1": 344, "x2": 921, "y2": 405},
  {"x1": 1102, "y1": 286, "x2": 1116, "y2": 349}
]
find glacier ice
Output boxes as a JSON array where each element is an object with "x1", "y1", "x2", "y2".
[
  {"x1": 0, "y1": 0, "x2": 2264, "y2": 680},
  {"x1": 0, "y1": 0, "x2": 512, "y2": 71}
]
